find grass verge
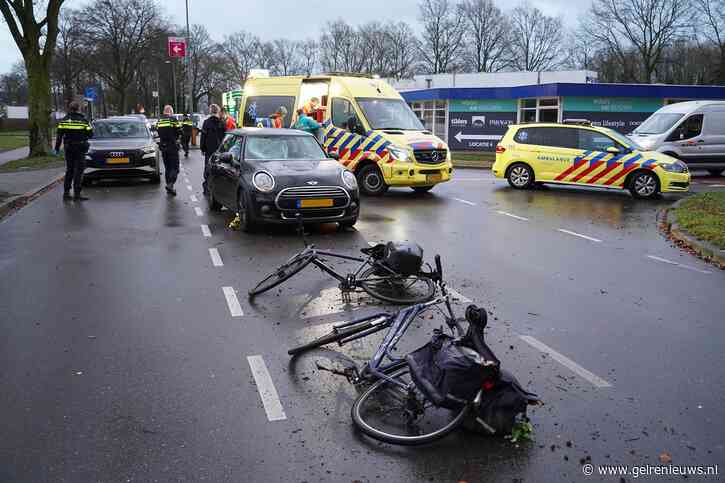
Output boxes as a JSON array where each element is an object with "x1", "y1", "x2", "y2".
[
  {"x1": 673, "y1": 192, "x2": 725, "y2": 249},
  {"x1": 0, "y1": 131, "x2": 29, "y2": 152},
  {"x1": 0, "y1": 156, "x2": 64, "y2": 173},
  {"x1": 451, "y1": 151, "x2": 495, "y2": 168}
]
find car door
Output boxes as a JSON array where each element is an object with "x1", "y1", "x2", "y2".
[
  {"x1": 700, "y1": 110, "x2": 725, "y2": 164},
  {"x1": 570, "y1": 128, "x2": 627, "y2": 187},
  {"x1": 667, "y1": 114, "x2": 704, "y2": 163},
  {"x1": 217, "y1": 136, "x2": 244, "y2": 208},
  {"x1": 514, "y1": 127, "x2": 578, "y2": 181},
  {"x1": 209, "y1": 134, "x2": 237, "y2": 207}
]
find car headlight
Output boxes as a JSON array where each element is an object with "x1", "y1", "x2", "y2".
[
  {"x1": 658, "y1": 161, "x2": 687, "y2": 173},
  {"x1": 388, "y1": 145, "x2": 409, "y2": 162},
  {"x1": 341, "y1": 170, "x2": 357, "y2": 190},
  {"x1": 252, "y1": 171, "x2": 275, "y2": 192}
]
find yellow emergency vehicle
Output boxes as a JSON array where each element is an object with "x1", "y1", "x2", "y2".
[
  {"x1": 492, "y1": 121, "x2": 690, "y2": 199},
  {"x1": 239, "y1": 73, "x2": 453, "y2": 195}
]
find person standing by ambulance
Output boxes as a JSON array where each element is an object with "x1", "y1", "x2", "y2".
[
  {"x1": 200, "y1": 104, "x2": 226, "y2": 195},
  {"x1": 54, "y1": 101, "x2": 93, "y2": 201},
  {"x1": 157, "y1": 105, "x2": 182, "y2": 196},
  {"x1": 181, "y1": 113, "x2": 193, "y2": 157}
]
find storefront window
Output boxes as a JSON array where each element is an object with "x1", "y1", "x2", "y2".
[
  {"x1": 518, "y1": 97, "x2": 560, "y2": 124},
  {"x1": 408, "y1": 99, "x2": 448, "y2": 141}
]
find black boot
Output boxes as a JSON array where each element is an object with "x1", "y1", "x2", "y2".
[
  {"x1": 63, "y1": 192, "x2": 72, "y2": 201},
  {"x1": 73, "y1": 193, "x2": 89, "y2": 201},
  {"x1": 165, "y1": 184, "x2": 177, "y2": 196}
]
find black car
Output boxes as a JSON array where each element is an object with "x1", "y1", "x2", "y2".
[
  {"x1": 207, "y1": 128, "x2": 360, "y2": 232},
  {"x1": 85, "y1": 116, "x2": 161, "y2": 183}
]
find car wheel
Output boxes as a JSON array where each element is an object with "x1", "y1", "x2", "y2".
[
  {"x1": 237, "y1": 190, "x2": 256, "y2": 233},
  {"x1": 339, "y1": 218, "x2": 358, "y2": 230},
  {"x1": 629, "y1": 171, "x2": 660, "y2": 199},
  {"x1": 411, "y1": 186, "x2": 434, "y2": 193},
  {"x1": 707, "y1": 169, "x2": 723, "y2": 177},
  {"x1": 207, "y1": 187, "x2": 222, "y2": 212},
  {"x1": 357, "y1": 164, "x2": 388, "y2": 196},
  {"x1": 507, "y1": 163, "x2": 534, "y2": 189}
]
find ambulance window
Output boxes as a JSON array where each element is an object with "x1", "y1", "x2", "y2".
[
  {"x1": 332, "y1": 98, "x2": 359, "y2": 131},
  {"x1": 242, "y1": 96, "x2": 296, "y2": 128},
  {"x1": 515, "y1": 127, "x2": 575, "y2": 148},
  {"x1": 577, "y1": 129, "x2": 621, "y2": 152}
]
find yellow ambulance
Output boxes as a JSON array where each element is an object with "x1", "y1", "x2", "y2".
[{"x1": 239, "y1": 73, "x2": 453, "y2": 195}]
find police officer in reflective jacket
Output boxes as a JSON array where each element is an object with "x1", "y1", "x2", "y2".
[
  {"x1": 55, "y1": 101, "x2": 93, "y2": 201},
  {"x1": 181, "y1": 114, "x2": 193, "y2": 157},
  {"x1": 157, "y1": 105, "x2": 182, "y2": 196}
]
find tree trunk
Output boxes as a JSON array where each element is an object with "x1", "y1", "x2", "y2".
[{"x1": 26, "y1": 56, "x2": 52, "y2": 157}]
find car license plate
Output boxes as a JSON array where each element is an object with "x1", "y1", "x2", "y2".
[
  {"x1": 298, "y1": 198, "x2": 333, "y2": 208},
  {"x1": 106, "y1": 157, "x2": 130, "y2": 164},
  {"x1": 426, "y1": 173, "x2": 442, "y2": 183}
]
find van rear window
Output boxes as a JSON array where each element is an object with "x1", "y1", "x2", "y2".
[{"x1": 243, "y1": 96, "x2": 296, "y2": 128}]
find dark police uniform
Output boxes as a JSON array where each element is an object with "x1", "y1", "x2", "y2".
[
  {"x1": 55, "y1": 111, "x2": 93, "y2": 200},
  {"x1": 181, "y1": 116, "x2": 193, "y2": 157},
  {"x1": 200, "y1": 115, "x2": 226, "y2": 194},
  {"x1": 156, "y1": 116, "x2": 182, "y2": 191}
]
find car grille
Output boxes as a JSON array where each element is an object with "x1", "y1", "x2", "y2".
[
  {"x1": 275, "y1": 186, "x2": 350, "y2": 211},
  {"x1": 414, "y1": 149, "x2": 447, "y2": 165},
  {"x1": 670, "y1": 181, "x2": 690, "y2": 188}
]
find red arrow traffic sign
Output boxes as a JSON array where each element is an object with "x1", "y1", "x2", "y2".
[{"x1": 167, "y1": 37, "x2": 186, "y2": 58}]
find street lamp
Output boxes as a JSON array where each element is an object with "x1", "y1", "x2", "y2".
[{"x1": 165, "y1": 60, "x2": 177, "y2": 111}]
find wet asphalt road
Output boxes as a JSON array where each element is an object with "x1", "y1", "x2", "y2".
[{"x1": 1, "y1": 151, "x2": 724, "y2": 483}]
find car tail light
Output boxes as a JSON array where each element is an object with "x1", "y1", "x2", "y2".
[
  {"x1": 482, "y1": 379, "x2": 495, "y2": 391},
  {"x1": 495, "y1": 145, "x2": 506, "y2": 154}
]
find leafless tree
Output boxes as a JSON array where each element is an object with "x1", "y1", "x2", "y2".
[
  {"x1": 298, "y1": 39, "x2": 319, "y2": 76},
  {"x1": 0, "y1": 61, "x2": 28, "y2": 105},
  {"x1": 418, "y1": 0, "x2": 466, "y2": 73},
  {"x1": 319, "y1": 19, "x2": 365, "y2": 73},
  {"x1": 695, "y1": 0, "x2": 725, "y2": 82},
  {"x1": 221, "y1": 31, "x2": 259, "y2": 83},
  {"x1": 0, "y1": 0, "x2": 65, "y2": 156},
  {"x1": 385, "y1": 21, "x2": 419, "y2": 79},
  {"x1": 51, "y1": 9, "x2": 86, "y2": 106},
  {"x1": 187, "y1": 25, "x2": 226, "y2": 111},
  {"x1": 80, "y1": 0, "x2": 163, "y2": 114},
  {"x1": 562, "y1": 27, "x2": 599, "y2": 71},
  {"x1": 273, "y1": 39, "x2": 301, "y2": 76},
  {"x1": 508, "y1": 3, "x2": 564, "y2": 71},
  {"x1": 460, "y1": 0, "x2": 509, "y2": 72},
  {"x1": 585, "y1": 0, "x2": 692, "y2": 83}
]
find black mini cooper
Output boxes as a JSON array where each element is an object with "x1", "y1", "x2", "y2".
[{"x1": 207, "y1": 128, "x2": 360, "y2": 232}]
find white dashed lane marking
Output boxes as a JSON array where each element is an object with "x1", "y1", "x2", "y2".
[
  {"x1": 209, "y1": 248, "x2": 223, "y2": 267},
  {"x1": 187, "y1": 185, "x2": 193, "y2": 191},
  {"x1": 201, "y1": 224, "x2": 211, "y2": 237},
  {"x1": 557, "y1": 229, "x2": 602, "y2": 243},
  {"x1": 452, "y1": 197, "x2": 477, "y2": 206},
  {"x1": 194, "y1": 207, "x2": 203, "y2": 217},
  {"x1": 519, "y1": 335, "x2": 613, "y2": 388},
  {"x1": 222, "y1": 287, "x2": 244, "y2": 317},
  {"x1": 247, "y1": 355, "x2": 287, "y2": 422},
  {"x1": 190, "y1": 194, "x2": 198, "y2": 202},
  {"x1": 646, "y1": 255, "x2": 712, "y2": 274},
  {"x1": 496, "y1": 210, "x2": 529, "y2": 221}
]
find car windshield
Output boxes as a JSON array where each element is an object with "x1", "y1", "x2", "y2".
[
  {"x1": 601, "y1": 128, "x2": 643, "y2": 151},
  {"x1": 93, "y1": 120, "x2": 149, "y2": 139},
  {"x1": 356, "y1": 98, "x2": 424, "y2": 130},
  {"x1": 633, "y1": 113, "x2": 684, "y2": 135},
  {"x1": 244, "y1": 135, "x2": 325, "y2": 161}
]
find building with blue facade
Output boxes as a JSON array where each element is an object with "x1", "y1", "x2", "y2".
[{"x1": 392, "y1": 71, "x2": 725, "y2": 152}]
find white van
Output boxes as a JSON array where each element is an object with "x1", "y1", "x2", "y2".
[{"x1": 628, "y1": 100, "x2": 725, "y2": 176}]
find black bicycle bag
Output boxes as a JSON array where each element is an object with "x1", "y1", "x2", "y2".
[
  {"x1": 471, "y1": 369, "x2": 540, "y2": 435},
  {"x1": 406, "y1": 332, "x2": 498, "y2": 410},
  {"x1": 382, "y1": 242, "x2": 423, "y2": 276}
]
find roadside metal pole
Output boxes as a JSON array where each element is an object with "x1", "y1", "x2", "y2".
[{"x1": 185, "y1": 0, "x2": 191, "y2": 114}]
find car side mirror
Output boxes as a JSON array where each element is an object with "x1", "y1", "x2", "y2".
[{"x1": 606, "y1": 146, "x2": 621, "y2": 154}]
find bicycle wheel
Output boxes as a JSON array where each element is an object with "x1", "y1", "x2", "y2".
[
  {"x1": 288, "y1": 324, "x2": 364, "y2": 356},
  {"x1": 351, "y1": 366, "x2": 469, "y2": 445},
  {"x1": 359, "y1": 267, "x2": 436, "y2": 305},
  {"x1": 249, "y1": 252, "x2": 314, "y2": 297}
]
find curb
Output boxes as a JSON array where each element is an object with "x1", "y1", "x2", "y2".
[
  {"x1": 0, "y1": 172, "x2": 65, "y2": 221},
  {"x1": 662, "y1": 199, "x2": 725, "y2": 269}
]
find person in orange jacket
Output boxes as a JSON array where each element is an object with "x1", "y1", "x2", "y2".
[{"x1": 222, "y1": 108, "x2": 237, "y2": 131}]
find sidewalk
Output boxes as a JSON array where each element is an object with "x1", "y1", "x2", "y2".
[{"x1": 0, "y1": 147, "x2": 64, "y2": 219}]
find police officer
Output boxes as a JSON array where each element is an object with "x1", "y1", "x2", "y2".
[
  {"x1": 181, "y1": 113, "x2": 193, "y2": 157},
  {"x1": 55, "y1": 100, "x2": 93, "y2": 201},
  {"x1": 156, "y1": 105, "x2": 182, "y2": 196},
  {"x1": 200, "y1": 103, "x2": 226, "y2": 195}
]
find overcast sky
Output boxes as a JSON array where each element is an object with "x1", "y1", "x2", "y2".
[{"x1": 1, "y1": 0, "x2": 590, "y2": 74}]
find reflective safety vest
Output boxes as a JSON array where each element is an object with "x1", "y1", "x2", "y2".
[{"x1": 55, "y1": 113, "x2": 93, "y2": 151}]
